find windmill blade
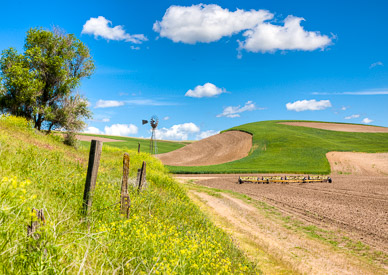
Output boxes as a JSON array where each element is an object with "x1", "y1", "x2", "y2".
[{"x1": 142, "y1": 120, "x2": 148, "y2": 125}]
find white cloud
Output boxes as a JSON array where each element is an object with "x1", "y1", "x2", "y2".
[
  {"x1": 163, "y1": 116, "x2": 170, "y2": 120},
  {"x1": 130, "y1": 46, "x2": 140, "y2": 50},
  {"x1": 84, "y1": 124, "x2": 138, "y2": 136},
  {"x1": 286, "y1": 99, "x2": 332, "y2": 112},
  {"x1": 196, "y1": 130, "x2": 220, "y2": 140},
  {"x1": 82, "y1": 16, "x2": 147, "y2": 44},
  {"x1": 217, "y1": 101, "x2": 258, "y2": 118},
  {"x1": 104, "y1": 124, "x2": 138, "y2": 136},
  {"x1": 84, "y1": 126, "x2": 102, "y2": 134},
  {"x1": 155, "y1": 123, "x2": 200, "y2": 140},
  {"x1": 154, "y1": 4, "x2": 332, "y2": 54},
  {"x1": 344, "y1": 114, "x2": 360, "y2": 120},
  {"x1": 153, "y1": 4, "x2": 271, "y2": 44},
  {"x1": 102, "y1": 118, "x2": 110, "y2": 122},
  {"x1": 185, "y1": 83, "x2": 227, "y2": 98},
  {"x1": 362, "y1": 118, "x2": 373, "y2": 124},
  {"x1": 95, "y1": 100, "x2": 124, "y2": 108},
  {"x1": 341, "y1": 106, "x2": 347, "y2": 111},
  {"x1": 370, "y1": 61, "x2": 383, "y2": 69},
  {"x1": 239, "y1": 15, "x2": 332, "y2": 53}
]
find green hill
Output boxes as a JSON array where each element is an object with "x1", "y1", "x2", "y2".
[
  {"x1": 0, "y1": 116, "x2": 254, "y2": 273},
  {"x1": 167, "y1": 120, "x2": 388, "y2": 174},
  {"x1": 76, "y1": 133, "x2": 191, "y2": 154}
]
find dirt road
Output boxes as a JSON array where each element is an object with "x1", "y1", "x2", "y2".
[
  {"x1": 180, "y1": 174, "x2": 388, "y2": 252},
  {"x1": 188, "y1": 190, "x2": 384, "y2": 274}
]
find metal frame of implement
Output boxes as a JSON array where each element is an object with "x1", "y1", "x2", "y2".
[{"x1": 238, "y1": 175, "x2": 332, "y2": 184}]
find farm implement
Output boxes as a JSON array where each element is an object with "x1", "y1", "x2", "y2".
[{"x1": 238, "y1": 175, "x2": 332, "y2": 184}]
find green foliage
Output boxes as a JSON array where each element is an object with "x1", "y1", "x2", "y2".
[
  {"x1": 0, "y1": 27, "x2": 94, "y2": 132},
  {"x1": 0, "y1": 116, "x2": 255, "y2": 273},
  {"x1": 167, "y1": 120, "x2": 388, "y2": 174},
  {"x1": 63, "y1": 132, "x2": 79, "y2": 148}
]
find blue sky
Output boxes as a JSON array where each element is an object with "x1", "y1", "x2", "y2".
[{"x1": 1, "y1": 0, "x2": 387, "y2": 140}]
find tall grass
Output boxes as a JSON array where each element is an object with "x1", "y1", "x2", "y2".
[{"x1": 0, "y1": 116, "x2": 255, "y2": 273}]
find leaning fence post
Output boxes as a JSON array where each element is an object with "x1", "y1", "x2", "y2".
[
  {"x1": 27, "y1": 208, "x2": 45, "y2": 240},
  {"x1": 82, "y1": 140, "x2": 103, "y2": 216},
  {"x1": 138, "y1": 142, "x2": 140, "y2": 153},
  {"x1": 138, "y1": 161, "x2": 146, "y2": 191},
  {"x1": 120, "y1": 153, "x2": 131, "y2": 218}
]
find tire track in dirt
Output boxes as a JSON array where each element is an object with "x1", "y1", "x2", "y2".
[{"x1": 189, "y1": 190, "x2": 384, "y2": 275}]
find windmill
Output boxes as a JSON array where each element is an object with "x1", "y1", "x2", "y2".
[{"x1": 142, "y1": 115, "x2": 159, "y2": 154}]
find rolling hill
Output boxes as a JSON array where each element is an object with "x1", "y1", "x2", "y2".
[{"x1": 165, "y1": 120, "x2": 388, "y2": 174}]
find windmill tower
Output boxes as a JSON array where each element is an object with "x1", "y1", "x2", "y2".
[{"x1": 142, "y1": 115, "x2": 159, "y2": 154}]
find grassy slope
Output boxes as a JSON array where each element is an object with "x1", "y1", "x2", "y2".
[
  {"x1": 167, "y1": 120, "x2": 388, "y2": 174},
  {"x1": 75, "y1": 133, "x2": 191, "y2": 154},
  {"x1": 0, "y1": 116, "x2": 255, "y2": 273}
]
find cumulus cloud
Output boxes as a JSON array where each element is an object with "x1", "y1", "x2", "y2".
[
  {"x1": 95, "y1": 100, "x2": 125, "y2": 108},
  {"x1": 153, "y1": 4, "x2": 271, "y2": 44},
  {"x1": 185, "y1": 83, "x2": 227, "y2": 98},
  {"x1": 82, "y1": 16, "x2": 147, "y2": 43},
  {"x1": 370, "y1": 61, "x2": 383, "y2": 69},
  {"x1": 84, "y1": 126, "x2": 102, "y2": 134},
  {"x1": 217, "y1": 101, "x2": 258, "y2": 118},
  {"x1": 155, "y1": 123, "x2": 200, "y2": 140},
  {"x1": 344, "y1": 114, "x2": 360, "y2": 119},
  {"x1": 286, "y1": 99, "x2": 332, "y2": 112},
  {"x1": 104, "y1": 124, "x2": 138, "y2": 136},
  {"x1": 362, "y1": 118, "x2": 373, "y2": 124},
  {"x1": 163, "y1": 116, "x2": 170, "y2": 120},
  {"x1": 154, "y1": 4, "x2": 332, "y2": 54},
  {"x1": 196, "y1": 130, "x2": 219, "y2": 140},
  {"x1": 84, "y1": 124, "x2": 138, "y2": 136},
  {"x1": 239, "y1": 15, "x2": 332, "y2": 53}
]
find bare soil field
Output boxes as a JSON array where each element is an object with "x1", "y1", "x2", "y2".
[
  {"x1": 280, "y1": 122, "x2": 388, "y2": 132},
  {"x1": 157, "y1": 131, "x2": 252, "y2": 166},
  {"x1": 328, "y1": 152, "x2": 388, "y2": 176},
  {"x1": 75, "y1": 135, "x2": 124, "y2": 142},
  {"x1": 179, "y1": 173, "x2": 388, "y2": 254},
  {"x1": 189, "y1": 191, "x2": 384, "y2": 274}
]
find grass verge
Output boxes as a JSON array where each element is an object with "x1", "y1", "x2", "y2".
[{"x1": 0, "y1": 116, "x2": 256, "y2": 274}]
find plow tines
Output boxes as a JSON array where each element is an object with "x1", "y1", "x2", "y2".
[{"x1": 238, "y1": 175, "x2": 332, "y2": 184}]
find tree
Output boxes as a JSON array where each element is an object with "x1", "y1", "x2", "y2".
[{"x1": 0, "y1": 27, "x2": 94, "y2": 131}]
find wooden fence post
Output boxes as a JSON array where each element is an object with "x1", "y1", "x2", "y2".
[
  {"x1": 82, "y1": 140, "x2": 103, "y2": 216},
  {"x1": 138, "y1": 142, "x2": 140, "y2": 153},
  {"x1": 27, "y1": 208, "x2": 45, "y2": 240},
  {"x1": 120, "y1": 153, "x2": 131, "y2": 218},
  {"x1": 138, "y1": 161, "x2": 146, "y2": 191}
]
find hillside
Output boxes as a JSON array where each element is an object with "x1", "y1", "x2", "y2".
[
  {"x1": 73, "y1": 132, "x2": 191, "y2": 154},
  {"x1": 0, "y1": 116, "x2": 254, "y2": 273},
  {"x1": 166, "y1": 120, "x2": 388, "y2": 174}
]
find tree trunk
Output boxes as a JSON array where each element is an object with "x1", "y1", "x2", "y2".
[
  {"x1": 47, "y1": 123, "x2": 53, "y2": 134},
  {"x1": 35, "y1": 114, "x2": 43, "y2": 131}
]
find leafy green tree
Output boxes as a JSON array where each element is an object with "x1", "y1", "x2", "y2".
[{"x1": 0, "y1": 27, "x2": 94, "y2": 130}]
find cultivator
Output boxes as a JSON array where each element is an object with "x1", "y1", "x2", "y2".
[{"x1": 238, "y1": 175, "x2": 332, "y2": 184}]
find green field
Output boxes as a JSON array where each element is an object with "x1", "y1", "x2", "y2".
[
  {"x1": 167, "y1": 120, "x2": 388, "y2": 174},
  {"x1": 0, "y1": 116, "x2": 254, "y2": 273},
  {"x1": 75, "y1": 132, "x2": 191, "y2": 154}
]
